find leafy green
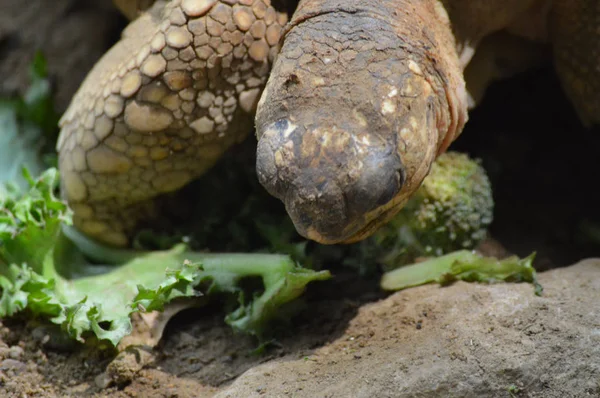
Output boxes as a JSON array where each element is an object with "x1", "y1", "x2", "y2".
[
  {"x1": 19, "y1": 52, "x2": 60, "y2": 135},
  {"x1": 0, "y1": 51, "x2": 59, "y2": 191},
  {"x1": 0, "y1": 168, "x2": 71, "y2": 262},
  {"x1": 0, "y1": 53, "x2": 329, "y2": 348},
  {"x1": 0, "y1": 169, "x2": 330, "y2": 347},
  {"x1": 380, "y1": 250, "x2": 542, "y2": 296}
]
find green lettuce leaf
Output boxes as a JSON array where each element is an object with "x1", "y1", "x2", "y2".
[
  {"x1": 0, "y1": 52, "x2": 59, "y2": 192},
  {"x1": 380, "y1": 250, "x2": 543, "y2": 295},
  {"x1": 0, "y1": 169, "x2": 330, "y2": 347}
]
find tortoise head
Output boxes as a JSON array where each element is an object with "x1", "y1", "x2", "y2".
[{"x1": 255, "y1": 0, "x2": 467, "y2": 244}]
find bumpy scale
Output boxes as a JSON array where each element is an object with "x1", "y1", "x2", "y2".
[{"x1": 57, "y1": 0, "x2": 287, "y2": 247}]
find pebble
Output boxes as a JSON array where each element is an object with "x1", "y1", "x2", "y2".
[
  {"x1": 95, "y1": 372, "x2": 113, "y2": 389},
  {"x1": 0, "y1": 359, "x2": 26, "y2": 371},
  {"x1": 0, "y1": 346, "x2": 10, "y2": 359},
  {"x1": 9, "y1": 345, "x2": 24, "y2": 359}
]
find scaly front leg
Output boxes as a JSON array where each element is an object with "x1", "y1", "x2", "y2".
[{"x1": 58, "y1": 0, "x2": 288, "y2": 246}]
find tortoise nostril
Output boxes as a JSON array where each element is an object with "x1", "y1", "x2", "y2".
[
  {"x1": 375, "y1": 170, "x2": 403, "y2": 207},
  {"x1": 343, "y1": 147, "x2": 405, "y2": 217},
  {"x1": 298, "y1": 211, "x2": 312, "y2": 228},
  {"x1": 284, "y1": 73, "x2": 300, "y2": 87}
]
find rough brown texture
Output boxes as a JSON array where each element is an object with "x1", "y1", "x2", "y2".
[
  {"x1": 1, "y1": 260, "x2": 598, "y2": 397},
  {"x1": 550, "y1": 0, "x2": 600, "y2": 126},
  {"x1": 217, "y1": 259, "x2": 600, "y2": 398},
  {"x1": 252, "y1": 0, "x2": 600, "y2": 246},
  {"x1": 2, "y1": 2, "x2": 599, "y2": 397},
  {"x1": 253, "y1": 0, "x2": 598, "y2": 246},
  {"x1": 57, "y1": 0, "x2": 287, "y2": 246},
  {"x1": 440, "y1": 0, "x2": 541, "y2": 61}
]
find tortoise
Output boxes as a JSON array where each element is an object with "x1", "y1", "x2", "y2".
[{"x1": 56, "y1": 0, "x2": 599, "y2": 248}]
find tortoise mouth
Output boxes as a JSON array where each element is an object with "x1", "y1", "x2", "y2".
[{"x1": 301, "y1": 203, "x2": 401, "y2": 245}]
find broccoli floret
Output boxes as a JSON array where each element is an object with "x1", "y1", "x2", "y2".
[
  {"x1": 353, "y1": 151, "x2": 494, "y2": 271},
  {"x1": 401, "y1": 151, "x2": 494, "y2": 252}
]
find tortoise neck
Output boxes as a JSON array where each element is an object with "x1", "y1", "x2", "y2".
[
  {"x1": 280, "y1": 0, "x2": 469, "y2": 154},
  {"x1": 254, "y1": 0, "x2": 469, "y2": 243}
]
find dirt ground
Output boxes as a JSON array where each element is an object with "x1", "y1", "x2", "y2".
[
  {"x1": 1, "y1": 1, "x2": 599, "y2": 397},
  {"x1": 0, "y1": 265, "x2": 385, "y2": 397}
]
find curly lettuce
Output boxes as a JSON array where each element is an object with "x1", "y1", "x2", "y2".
[{"x1": 0, "y1": 169, "x2": 330, "y2": 347}]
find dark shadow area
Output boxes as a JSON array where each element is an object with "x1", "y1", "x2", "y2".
[
  {"x1": 155, "y1": 266, "x2": 384, "y2": 387},
  {"x1": 140, "y1": 64, "x2": 599, "y2": 274},
  {"x1": 453, "y1": 66, "x2": 600, "y2": 270}
]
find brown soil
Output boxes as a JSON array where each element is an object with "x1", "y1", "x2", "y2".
[{"x1": 0, "y1": 266, "x2": 384, "y2": 397}]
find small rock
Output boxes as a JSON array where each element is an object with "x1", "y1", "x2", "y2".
[
  {"x1": 106, "y1": 345, "x2": 155, "y2": 385},
  {"x1": 94, "y1": 372, "x2": 113, "y2": 389},
  {"x1": 0, "y1": 347, "x2": 10, "y2": 360},
  {"x1": 0, "y1": 359, "x2": 26, "y2": 372},
  {"x1": 9, "y1": 345, "x2": 24, "y2": 359}
]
